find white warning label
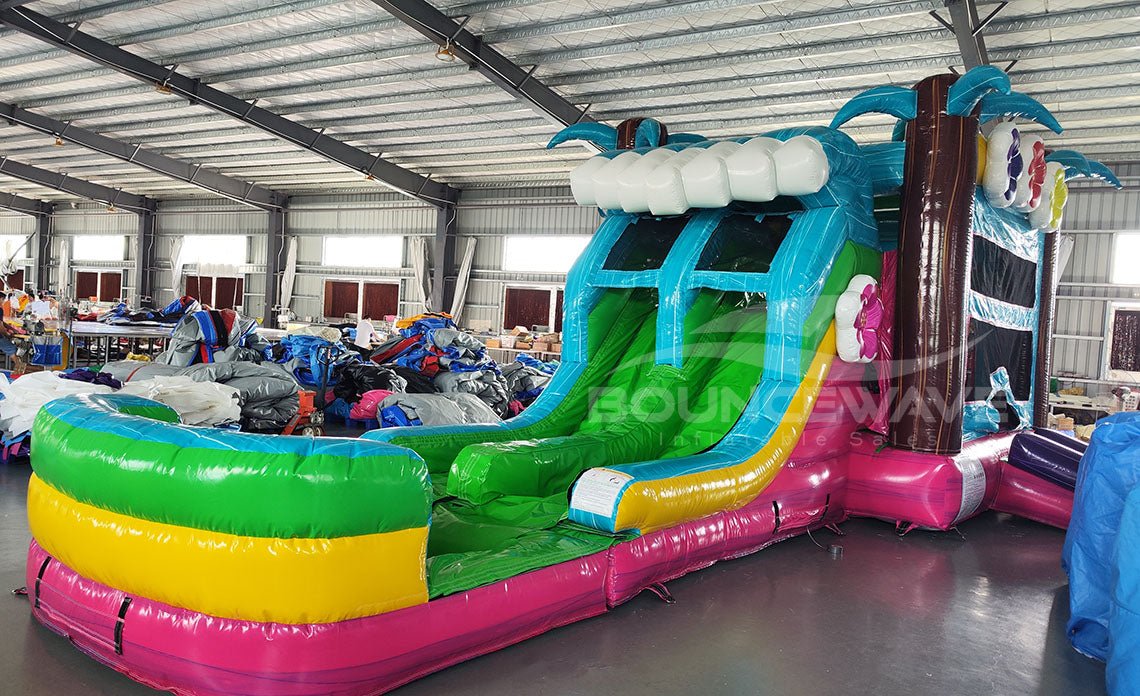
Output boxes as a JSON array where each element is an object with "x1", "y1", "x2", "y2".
[
  {"x1": 953, "y1": 454, "x2": 987, "y2": 525},
  {"x1": 572, "y1": 468, "x2": 634, "y2": 518}
]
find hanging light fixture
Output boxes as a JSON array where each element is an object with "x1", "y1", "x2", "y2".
[
  {"x1": 435, "y1": 39, "x2": 457, "y2": 62},
  {"x1": 155, "y1": 82, "x2": 173, "y2": 94},
  {"x1": 53, "y1": 135, "x2": 64, "y2": 147}
]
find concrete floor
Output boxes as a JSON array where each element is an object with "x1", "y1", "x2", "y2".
[{"x1": 1, "y1": 461, "x2": 1105, "y2": 696}]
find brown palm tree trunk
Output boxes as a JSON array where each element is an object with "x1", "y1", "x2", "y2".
[{"x1": 889, "y1": 73, "x2": 979, "y2": 455}]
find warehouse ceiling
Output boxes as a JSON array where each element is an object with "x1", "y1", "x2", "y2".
[{"x1": 0, "y1": 0, "x2": 1136, "y2": 204}]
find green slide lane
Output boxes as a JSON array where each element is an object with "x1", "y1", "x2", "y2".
[
  {"x1": 387, "y1": 287, "x2": 658, "y2": 477},
  {"x1": 422, "y1": 241, "x2": 879, "y2": 599}
]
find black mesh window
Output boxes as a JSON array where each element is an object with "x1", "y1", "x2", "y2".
[
  {"x1": 696, "y1": 214, "x2": 792, "y2": 273},
  {"x1": 971, "y1": 236, "x2": 1037, "y2": 308},
  {"x1": 602, "y1": 216, "x2": 688, "y2": 271},
  {"x1": 966, "y1": 319, "x2": 1033, "y2": 403}
]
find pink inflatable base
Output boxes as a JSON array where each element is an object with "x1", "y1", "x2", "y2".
[
  {"x1": 25, "y1": 444, "x2": 855, "y2": 696},
  {"x1": 23, "y1": 361, "x2": 1074, "y2": 695},
  {"x1": 27, "y1": 539, "x2": 610, "y2": 696},
  {"x1": 26, "y1": 425, "x2": 1064, "y2": 696},
  {"x1": 991, "y1": 463, "x2": 1074, "y2": 529}
]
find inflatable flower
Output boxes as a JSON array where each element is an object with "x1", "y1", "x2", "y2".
[
  {"x1": 1029, "y1": 162, "x2": 1069, "y2": 231},
  {"x1": 981, "y1": 123, "x2": 1022, "y2": 208},
  {"x1": 1013, "y1": 135, "x2": 1047, "y2": 211},
  {"x1": 835, "y1": 274, "x2": 883, "y2": 363}
]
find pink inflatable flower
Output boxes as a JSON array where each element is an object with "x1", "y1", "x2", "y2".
[
  {"x1": 855, "y1": 284, "x2": 884, "y2": 360},
  {"x1": 835, "y1": 275, "x2": 883, "y2": 363}
]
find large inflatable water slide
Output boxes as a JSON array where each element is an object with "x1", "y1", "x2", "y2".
[{"x1": 22, "y1": 68, "x2": 1121, "y2": 695}]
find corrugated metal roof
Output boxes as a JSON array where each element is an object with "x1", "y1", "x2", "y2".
[{"x1": 0, "y1": 0, "x2": 1137, "y2": 204}]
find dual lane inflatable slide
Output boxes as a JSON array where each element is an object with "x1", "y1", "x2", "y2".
[{"x1": 21, "y1": 68, "x2": 1122, "y2": 695}]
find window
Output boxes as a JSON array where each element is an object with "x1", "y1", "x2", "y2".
[
  {"x1": 323, "y1": 236, "x2": 402, "y2": 268},
  {"x1": 72, "y1": 235, "x2": 125, "y2": 261},
  {"x1": 0, "y1": 235, "x2": 30, "y2": 260},
  {"x1": 2, "y1": 268, "x2": 24, "y2": 292},
  {"x1": 186, "y1": 275, "x2": 245, "y2": 310},
  {"x1": 503, "y1": 236, "x2": 591, "y2": 274},
  {"x1": 1113, "y1": 234, "x2": 1140, "y2": 285},
  {"x1": 75, "y1": 271, "x2": 122, "y2": 302},
  {"x1": 503, "y1": 286, "x2": 564, "y2": 332},
  {"x1": 323, "y1": 280, "x2": 399, "y2": 320},
  {"x1": 180, "y1": 235, "x2": 248, "y2": 266},
  {"x1": 1109, "y1": 307, "x2": 1140, "y2": 373}
]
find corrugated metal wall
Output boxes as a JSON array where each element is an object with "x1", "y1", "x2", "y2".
[
  {"x1": 0, "y1": 187, "x2": 597, "y2": 329},
  {"x1": 1053, "y1": 162, "x2": 1140, "y2": 391},
  {"x1": 459, "y1": 187, "x2": 598, "y2": 330},
  {"x1": 0, "y1": 211, "x2": 36, "y2": 286},
  {"x1": 1, "y1": 173, "x2": 1130, "y2": 379}
]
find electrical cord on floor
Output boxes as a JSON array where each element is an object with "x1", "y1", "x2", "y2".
[{"x1": 807, "y1": 527, "x2": 845, "y2": 558}]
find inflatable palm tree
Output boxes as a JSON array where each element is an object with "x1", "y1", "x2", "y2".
[{"x1": 831, "y1": 66, "x2": 1120, "y2": 453}]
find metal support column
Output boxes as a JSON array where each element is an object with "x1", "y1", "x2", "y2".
[
  {"x1": 263, "y1": 202, "x2": 288, "y2": 327},
  {"x1": 135, "y1": 201, "x2": 157, "y2": 305},
  {"x1": 432, "y1": 200, "x2": 458, "y2": 313},
  {"x1": 939, "y1": 0, "x2": 1004, "y2": 69},
  {"x1": 33, "y1": 201, "x2": 53, "y2": 291},
  {"x1": 1034, "y1": 230, "x2": 1060, "y2": 428}
]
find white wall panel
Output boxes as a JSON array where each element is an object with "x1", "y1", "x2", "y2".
[{"x1": 1053, "y1": 177, "x2": 1140, "y2": 390}]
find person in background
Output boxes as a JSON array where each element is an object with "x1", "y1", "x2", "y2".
[
  {"x1": 3, "y1": 289, "x2": 28, "y2": 319},
  {"x1": 28, "y1": 291, "x2": 55, "y2": 320},
  {"x1": 354, "y1": 315, "x2": 379, "y2": 351},
  {"x1": 0, "y1": 319, "x2": 26, "y2": 374}
]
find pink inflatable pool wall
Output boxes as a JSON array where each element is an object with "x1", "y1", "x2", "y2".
[{"x1": 24, "y1": 364, "x2": 1072, "y2": 696}]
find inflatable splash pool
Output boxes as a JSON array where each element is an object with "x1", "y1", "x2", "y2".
[{"x1": 22, "y1": 67, "x2": 1120, "y2": 696}]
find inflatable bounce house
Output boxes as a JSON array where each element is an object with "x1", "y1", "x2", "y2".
[{"x1": 20, "y1": 67, "x2": 1122, "y2": 695}]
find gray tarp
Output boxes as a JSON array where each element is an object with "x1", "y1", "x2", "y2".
[
  {"x1": 378, "y1": 392, "x2": 500, "y2": 427},
  {"x1": 155, "y1": 310, "x2": 270, "y2": 367},
  {"x1": 103, "y1": 360, "x2": 299, "y2": 430},
  {"x1": 434, "y1": 369, "x2": 510, "y2": 415}
]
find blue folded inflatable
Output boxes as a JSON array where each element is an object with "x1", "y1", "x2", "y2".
[
  {"x1": 1109, "y1": 487, "x2": 1140, "y2": 694},
  {"x1": 1062, "y1": 412, "x2": 1140, "y2": 670}
]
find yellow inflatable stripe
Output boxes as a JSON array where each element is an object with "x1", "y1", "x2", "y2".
[
  {"x1": 27, "y1": 475, "x2": 428, "y2": 624},
  {"x1": 614, "y1": 326, "x2": 837, "y2": 533}
]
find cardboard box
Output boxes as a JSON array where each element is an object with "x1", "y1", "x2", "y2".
[
  {"x1": 510, "y1": 326, "x2": 530, "y2": 336},
  {"x1": 531, "y1": 341, "x2": 551, "y2": 352},
  {"x1": 515, "y1": 341, "x2": 533, "y2": 350},
  {"x1": 484, "y1": 338, "x2": 501, "y2": 348},
  {"x1": 536, "y1": 332, "x2": 561, "y2": 343},
  {"x1": 550, "y1": 343, "x2": 563, "y2": 353}
]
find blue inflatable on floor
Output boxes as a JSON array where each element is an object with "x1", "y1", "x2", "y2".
[
  {"x1": 1110, "y1": 487, "x2": 1140, "y2": 695},
  {"x1": 1062, "y1": 412, "x2": 1140, "y2": 694}
]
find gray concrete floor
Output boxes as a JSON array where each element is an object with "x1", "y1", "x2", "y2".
[{"x1": 1, "y1": 461, "x2": 1105, "y2": 696}]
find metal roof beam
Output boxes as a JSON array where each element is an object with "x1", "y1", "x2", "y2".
[
  {"x1": 178, "y1": 0, "x2": 1140, "y2": 87},
  {"x1": 0, "y1": 0, "x2": 346, "y2": 71},
  {"x1": 0, "y1": 101, "x2": 286, "y2": 210},
  {"x1": 0, "y1": 155, "x2": 152, "y2": 212},
  {"x1": 0, "y1": 7, "x2": 458, "y2": 207},
  {"x1": 6, "y1": 2, "x2": 1135, "y2": 107},
  {"x1": 368, "y1": 0, "x2": 592, "y2": 134},
  {"x1": 20, "y1": 32, "x2": 1140, "y2": 147},
  {"x1": 935, "y1": 0, "x2": 1005, "y2": 69},
  {"x1": 0, "y1": 190, "x2": 46, "y2": 216}
]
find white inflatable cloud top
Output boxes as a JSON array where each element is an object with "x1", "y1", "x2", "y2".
[{"x1": 569, "y1": 136, "x2": 831, "y2": 215}]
